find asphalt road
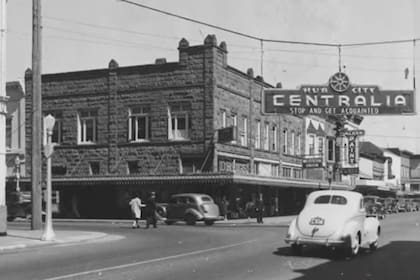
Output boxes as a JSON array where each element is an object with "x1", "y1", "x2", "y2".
[{"x1": 2, "y1": 212, "x2": 420, "y2": 280}]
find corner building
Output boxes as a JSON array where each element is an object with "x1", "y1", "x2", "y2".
[{"x1": 24, "y1": 35, "x2": 347, "y2": 219}]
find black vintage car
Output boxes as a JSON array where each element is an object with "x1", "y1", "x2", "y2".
[{"x1": 363, "y1": 195, "x2": 386, "y2": 219}]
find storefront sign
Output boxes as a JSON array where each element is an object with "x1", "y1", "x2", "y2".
[
  {"x1": 302, "y1": 158, "x2": 323, "y2": 168},
  {"x1": 263, "y1": 72, "x2": 415, "y2": 115},
  {"x1": 341, "y1": 167, "x2": 359, "y2": 175},
  {"x1": 218, "y1": 126, "x2": 237, "y2": 143}
]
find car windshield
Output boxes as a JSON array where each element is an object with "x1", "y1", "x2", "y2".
[{"x1": 314, "y1": 195, "x2": 347, "y2": 205}]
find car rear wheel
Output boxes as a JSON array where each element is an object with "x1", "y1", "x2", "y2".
[
  {"x1": 348, "y1": 233, "x2": 361, "y2": 257},
  {"x1": 291, "y1": 244, "x2": 303, "y2": 255},
  {"x1": 185, "y1": 214, "x2": 196, "y2": 226}
]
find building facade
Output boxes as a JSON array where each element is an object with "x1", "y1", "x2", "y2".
[{"x1": 24, "y1": 35, "x2": 348, "y2": 219}]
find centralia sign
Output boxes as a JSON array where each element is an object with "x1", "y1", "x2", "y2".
[{"x1": 263, "y1": 72, "x2": 415, "y2": 115}]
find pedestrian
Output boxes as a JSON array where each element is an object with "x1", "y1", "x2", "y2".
[
  {"x1": 145, "y1": 192, "x2": 158, "y2": 229},
  {"x1": 245, "y1": 200, "x2": 254, "y2": 221},
  {"x1": 255, "y1": 193, "x2": 264, "y2": 224},
  {"x1": 129, "y1": 193, "x2": 145, "y2": 229},
  {"x1": 221, "y1": 196, "x2": 229, "y2": 220}
]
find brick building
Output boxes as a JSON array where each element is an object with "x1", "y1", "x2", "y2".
[{"x1": 24, "y1": 35, "x2": 347, "y2": 219}]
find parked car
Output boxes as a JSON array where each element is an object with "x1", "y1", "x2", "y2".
[
  {"x1": 397, "y1": 198, "x2": 408, "y2": 212},
  {"x1": 363, "y1": 195, "x2": 386, "y2": 219},
  {"x1": 157, "y1": 193, "x2": 222, "y2": 226},
  {"x1": 285, "y1": 190, "x2": 381, "y2": 257},
  {"x1": 6, "y1": 190, "x2": 46, "y2": 222},
  {"x1": 384, "y1": 197, "x2": 398, "y2": 214}
]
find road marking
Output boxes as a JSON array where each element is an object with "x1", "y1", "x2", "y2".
[{"x1": 44, "y1": 239, "x2": 258, "y2": 280}]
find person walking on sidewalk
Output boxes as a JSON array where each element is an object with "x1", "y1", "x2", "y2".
[
  {"x1": 255, "y1": 193, "x2": 264, "y2": 224},
  {"x1": 145, "y1": 192, "x2": 158, "y2": 229},
  {"x1": 129, "y1": 193, "x2": 145, "y2": 228}
]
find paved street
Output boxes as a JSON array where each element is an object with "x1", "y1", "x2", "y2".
[{"x1": 1, "y1": 212, "x2": 420, "y2": 280}]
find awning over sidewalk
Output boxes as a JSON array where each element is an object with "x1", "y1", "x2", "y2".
[{"x1": 20, "y1": 172, "x2": 350, "y2": 190}]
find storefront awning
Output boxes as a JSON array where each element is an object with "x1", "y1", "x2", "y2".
[{"x1": 20, "y1": 172, "x2": 350, "y2": 190}]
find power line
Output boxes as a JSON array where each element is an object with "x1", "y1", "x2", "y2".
[{"x1": 118, "y1": 0, "x2": 420, "y2": 48}]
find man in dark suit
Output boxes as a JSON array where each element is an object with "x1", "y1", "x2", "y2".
[{"x1": 145, "y1": 192, "x2": 158, "y2": 229}]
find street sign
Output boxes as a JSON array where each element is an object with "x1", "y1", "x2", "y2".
[
  {"x1": 341, "y1": 167, "x2": 359, "y2": 175},
  {"x1": 302, "y1": 158, "x2": 323, "y2": 168},
  {"x1": 263, "y1": 72, "x2": 415, "y2": 116}
]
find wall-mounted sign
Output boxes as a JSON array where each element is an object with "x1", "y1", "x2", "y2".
[
  {"x1": 218, "y1": 126, "x2": 237, "y2": 143},
  {"x1": 302, "y1": 157, "x2": 323, "y2": 168},
  {"x1": 341, "y1": 129, "x2": 365, "y2": 137},
  {"x1": 341, "y1": 167, "x2": 359, "y2": 175},
  {"x1": 348, "y1": 136, "x2": 357, "y2": 164},
  {"x1": 263, "y1": 72, "x2": 415, "y2": 115}
]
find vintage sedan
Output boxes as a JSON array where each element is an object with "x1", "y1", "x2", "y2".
[
  {"x1": 157, "y1": 193, "x2": 222, "y2": 226},
  {"x1": 285, "y1": 190, "x2": 381, "y2": 257}
]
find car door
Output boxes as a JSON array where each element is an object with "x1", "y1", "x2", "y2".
[{"x1": 167, "y1": 197, "x2": 182, "y2": 220}]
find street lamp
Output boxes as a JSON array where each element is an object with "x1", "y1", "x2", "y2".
[
  {"x1": 41, "y1": 114, "x2": 55, "y2": 241},
  {"x1": 14, "y1": 156, "x2": 20, "y2": 192}
]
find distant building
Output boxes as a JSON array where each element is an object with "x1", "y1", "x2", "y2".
[
  {"x1": 356, "y1": 142, "x2": 396, "y2": 197},
  {"x1": 23, "y1": 35, "x2": 348, "y2": 219},
  {"x1": 385, "y1": 148, "x2": 412, "y2": 195},
  {"x1": 5, "y1": 81, "x2": 25, "y2": 190}
]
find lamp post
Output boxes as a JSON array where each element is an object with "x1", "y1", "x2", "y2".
[
  {"x1": 14, "y1": 156, "x2": 20, "y2": 192},
  {"x1": 41, "y1": 114, "x2": 55, "y2": 241}
]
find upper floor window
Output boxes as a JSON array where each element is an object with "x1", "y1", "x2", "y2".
[
  {"x1": 129, "y1": 106, "x2": 151, "y2": 142},
  {"x1": 89, "y1": 161, "x2": 100, "y2": 175},
  {"x1": 241, "y1": 116, "x2": 248, "y2": 146},
  {"x1": 78, "y1": 110, "x2": 97, "y2": 144},
  {"x1": 255, "y1": 120, "x2": 261, "y2": 149},
  {"x1": 297, "y1": 133, "x2": 301, "y2": 156},
  {"x1": 6, "y1": 118, "x2": 11, "y2": 149},
  {"x1": 309, "y1": 135, "x2": 315, "y2": 155},
  {"x1": 272, "y1": 125, "x2": 278, "y2": 152},
  {"x1": 221, "y1": 110, "x2": 227, "y2": 128},
  {"x1": 282, "y1": 129, "x2": 288, "y2": 154},
  {"x1": 168, "y1": 103, "x2": 190, "y2": 141},
  {"x1": 44, "y1": 111, "x2": 63, "y2": 144},
  {"x1": 327, "y1": 138, "x2": 335, "y2": 161},
  {"x1": 291, "y1": 131, "x2": 295, "y2": 155},
  {"x1": 231, "y1": 113, "x2": 238, "y2": 144},
  {"x1": 263, "y1": 123, "x2": 269, "y2": 150},
  {"x1": 318, "y1": 137, "x2": 324, "y2": 155}
]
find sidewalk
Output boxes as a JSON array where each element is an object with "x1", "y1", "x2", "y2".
[
  {"x1": 217, "y1": 215, "x2": 296, "y2": 226},
  {"x1": 0, "y1": 229, "x2": 111, "y2": 252}
]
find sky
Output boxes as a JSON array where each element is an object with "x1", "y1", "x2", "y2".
[{"x1": 4, "y1": 0, "x2": 420, "y2": 152}]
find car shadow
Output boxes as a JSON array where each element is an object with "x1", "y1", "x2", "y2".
[{"x1": 275, "y1": 241, "x2": 420, "y2": 280}]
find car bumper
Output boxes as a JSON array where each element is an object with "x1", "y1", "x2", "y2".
[{"x1": 285, "y1": 236, "x2": 348, "y2": 247}]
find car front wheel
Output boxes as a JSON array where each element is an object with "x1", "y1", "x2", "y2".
[{"x1": 185, "y1": 214, "x2": 196, "y2": 226}]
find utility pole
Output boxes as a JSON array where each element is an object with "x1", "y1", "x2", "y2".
[
  {"x1": 31, "y1": 0, "x2": 43, "y2": 230},
  {"x1": 0, "y1": 0, "x2": 8, "y2": 236}
]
